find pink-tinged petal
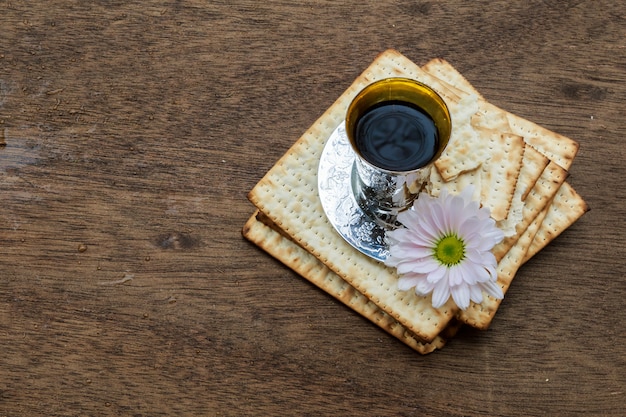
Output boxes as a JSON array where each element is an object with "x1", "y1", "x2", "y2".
[
  {"x1": 475, "y1": 229, "x2": 504, "y2": 251},
  {"x1": 425, "y1": 264, "x2": 447, "y2": 284},
  {"x1": 465, "y1": 200, "x2": 480, "y2": 215},
  {"x1": 450, "y1": 284, "x2": 470, "y2": 310},
  {"x1": 427, "y1": 202, "x2": 448, "y2": 235},
  {"x1": 480, "y1": 251, "x2": 498, "y2": 275},
  {"x1": 468, "y1": 284, "x2": 484, "y2": 304},
  {"x1": 458, "y1": 266, "x2": 477, "y2": 286},
  {"x1": 396, "y1": 257, "x2": 435, "y2": 275},
  {"x1": 389, "y1": 242, "x2": 432, "y2": 260},
  {"x1": 465, "y1": 249, "x2": 496, "y2": 277},
  {"x1": 386, "y1": 228, "x2": 422, "y2": 247},
  {"x1": 390, "y1": 250, "x2": 431, "y2": 267},
  {"x1": 397, "y1": 208, "x2": 440, "y2": 244},
  {"x1": 476, "y1": 205, "x2": 492, "y2": 221},
  {"x1": 484, "y1": 262, "x2": 498, "y2": 281},
  {"x1": 441, "y1": 197, "x2": 459, "y2": 233},
  {"x1": 479, "y1": 279, "x2": 504, "y2": 300},
  {"x1": 396, "y1": 210, "x2": 418, "y2": 229},
  {"x1": 447, "y1": 265, "x2": 464, "y2": 286},
  {"x1": 412, "y1": 193, "x2": 435, "y2": 217},
  {"x1": 387, "y1": 239, "x2": 426, "y2": 254},
  {"x1": 431, "y1": 277, "x2": 451, "y2": 308},
  {"x1": 407, "y1": 256, "x2": 441, "y2": 274},
  {"x1": 457, "y1": 217, "x2": 482, "y2": 242},
  {"x1": 413, "y1": 217, "x2": 441, "y2": 244},
  {"x1": 384, "y1": 259, "x2": 400, "y2": 269},
  {"x1": 415, "y1": 278, "x2": 436, "y2": 295},
  {"x1": 386, "y1": 227, "x2": 410, "y2": 241},
  {"x1": 407, "y1": 228, "x2": 437, "y2": 246},
  {"x1": 398, "y1": 275, "x2": 425, "y2": 291},
  {"x1": 460, "y1": 256, "x2": 490, "y2": 285},
  {"x1": 447, "y1": 194, "x2": 470, "y2": 231}
]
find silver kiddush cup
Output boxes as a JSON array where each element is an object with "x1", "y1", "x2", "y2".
[{"x1": 345, "y1": 78, "x2": 452, "y2": 228}]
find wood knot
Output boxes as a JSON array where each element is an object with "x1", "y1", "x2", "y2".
[{"x1": 156, "y1": 232, "x2": 199, "y2": 250}]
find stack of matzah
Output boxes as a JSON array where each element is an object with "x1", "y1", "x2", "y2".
[{"x1": 243, "y1": 50, "x2": 588, "y2": 354}]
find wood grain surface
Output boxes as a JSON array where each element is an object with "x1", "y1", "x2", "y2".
[{"x1": 0, "y1": 1, "x2": 624, "y2": 415}]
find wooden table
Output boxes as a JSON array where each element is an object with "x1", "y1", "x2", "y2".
[{"x1": 1, "y1": 1, "x2": 624, "y2": 415}]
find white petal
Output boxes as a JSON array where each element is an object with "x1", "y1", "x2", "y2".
[
  {"x1": 396, "y1": 210, "x2": 418, "y2": 229},
  {"x1": 386, "y1": 228, "x2": 412, "y2": 245},
  {"x1": 383, "y1": 255, "x2": 401, "y2": 268},
  {"x1": 390, "y1": 243, "x2": 432, "y2": 260},
  {"x1": 484, "y1": 262, "x2": 498, "y2": 281},
  {"x1": 397, "y1": 275, "x2": 425, "y2": 291},
  {"x1": 389, "y1": 242, "x2": 427, "y2": 257},
  {"x1": 457, "y1": 217, "x2": 482, "y2": 242},
  {"x1": 412, "y1": 192, "x2": 435, "y2": 215},
  {"x1": 407, "y1": 228, "x2": 436, "y2": 246},
  {"x1": 450, "y1": 284, "x2": 470, "y2": 310},
  {"x1": 448, "y1": 265, "x2": 464, "y2": 286},
  {"x1": 426, "y1": 264, "x2": 447, "y2": 283},
  {"x1": 396, "y1": 207, "x2": 440, "y2": 244},
  {"x1": 481, "y1": 251, "x2": 498, "y2": 275},
  {"x1": 475, "y1": 229, "x2": 504, "y2": 251},
  {"x1": 465, "y1": 250, "x2": 497, "y2": 278},
  {"x1": 449, "y1": 208, "x2": 469, "y2": 235},
  {"x1": 414, "y1": 218, "x2": 441, "y2": 244},
  {"x1": 468, "y1": 284, "x2": 484, "y2": 304},
  {"x1": 431, "y1": 273, "x2": 451, "y2": 308},
  {"x1": 465, "y1": 200, "x2": 480, "y2": 215},
  {"x1": 428, "y1": 201, "x2": 448, "y2": 235},
  {"x1": 396, "y1": 258, "x2": 432, "y2": 274},
  {"x1": 407, "y1": 256, "x2": 441, "y2": 274},
  {"x1": 396, "y1": 261, "x2": 418, "y2": 275},
  {"x1": 479, "y1": 279, "x2": 504, "y2": 300},
  {"x1": 477, "y1": 205, "x2": 492, "y2": 220},
  {"x1": 446, "y1": 194, "x2": 466, "y2": 231},
  {"x1": 415, "y1": 278, "x2": 436, "y2": 295},
  {"x1": 462, "y1": 256, "x2": 491, "y2": 284}
]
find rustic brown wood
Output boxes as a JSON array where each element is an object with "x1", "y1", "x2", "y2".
[{"x1": 0, "y1": 1, "x2": 624, "y2": 415}]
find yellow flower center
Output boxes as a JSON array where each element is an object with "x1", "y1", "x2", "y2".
[{"x1": 434, "y1": 234, "x2": 466, "y2": 266}]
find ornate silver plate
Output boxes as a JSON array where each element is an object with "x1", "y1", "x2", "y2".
[{"x1": 318, "y1": 124, "x2": 390, "y2": 262}]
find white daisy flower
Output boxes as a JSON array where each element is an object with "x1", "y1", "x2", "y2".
[{"x1": 384, "y1": 186, "x2": 505, "y2": 310}]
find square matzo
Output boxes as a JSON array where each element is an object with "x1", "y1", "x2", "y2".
[{"x1": 247, "y1": 49, "x2": 588, "y2": 344}]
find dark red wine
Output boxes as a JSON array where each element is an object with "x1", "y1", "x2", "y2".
[{"x1": 354, "y1": 100, "x2": 438, "y2": 171}]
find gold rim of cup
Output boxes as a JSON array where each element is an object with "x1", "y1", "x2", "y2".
[{"x1": 345, "y1": 77, "x2": 452, "y2": 174}]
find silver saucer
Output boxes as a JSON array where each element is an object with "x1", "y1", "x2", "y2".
[{"x1": 318, "y1": 124, "x2": 390, "y2": 262}]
